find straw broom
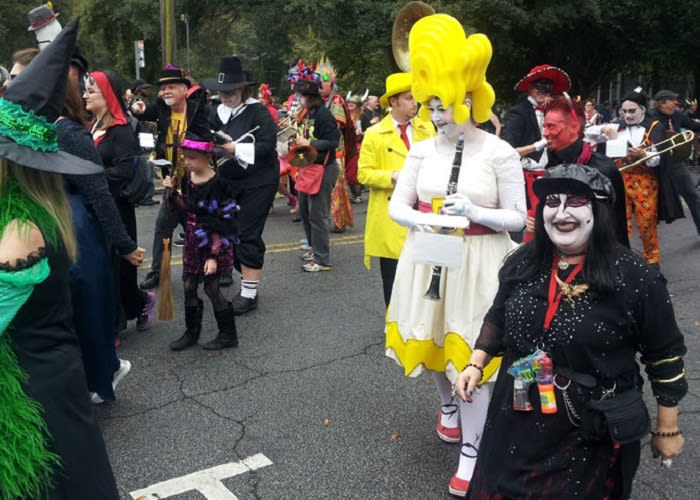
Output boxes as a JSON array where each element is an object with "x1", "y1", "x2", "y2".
[{"x1": 158, "y1": 238, "x2": 174, "y2": 320}]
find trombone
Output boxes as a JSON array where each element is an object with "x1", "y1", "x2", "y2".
[{"x1": 618, "y1": 130, "x2": 694, "y2": 172}]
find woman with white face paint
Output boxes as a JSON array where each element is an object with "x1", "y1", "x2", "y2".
[
  {"x1": 456, "y1": 164, "x2": 687, "y2": 499},
  {"x1": 385, "y1": 14, "x2": 526, "y2": 496}
]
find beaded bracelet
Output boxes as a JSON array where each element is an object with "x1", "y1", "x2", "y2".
[
  {"x1": 466, "y1": 363, "x2": 484, "y2": 381},
  {"x1": 650, "y1": 429, "x2": 682, "y2": 438}
]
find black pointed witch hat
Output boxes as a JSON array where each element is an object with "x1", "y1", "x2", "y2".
[{"x1": 0, "y1": 18, "x2": 102, "y2": 175}]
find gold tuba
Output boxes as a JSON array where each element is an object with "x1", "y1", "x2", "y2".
[{"x1": 391, "y1": 1, "x2": 435, "y2": 71}]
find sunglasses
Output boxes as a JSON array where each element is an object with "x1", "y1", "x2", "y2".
[
  {"x1": 620, "y1": 108, "x2": 640, "y2": 114},
  {"x1": 544, "y1": 193, "x2": 592, "y2": 208}
]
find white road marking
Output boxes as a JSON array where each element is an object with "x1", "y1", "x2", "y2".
[{"x1": 129, "y1": 453, "x2": 273, "y2": 499}]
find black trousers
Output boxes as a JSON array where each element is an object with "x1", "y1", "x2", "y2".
[
  {"x1": 230, "y1": 182, "x2": 278, "y2": 270},
  {"x1": 379, "y1": 257, "x2": 398, "y2": 307},
  {"x1": 669, "y1": 161, "x2": 700, "y2": 233}
]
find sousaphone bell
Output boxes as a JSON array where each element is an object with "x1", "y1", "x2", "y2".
[
  {"x1": 391, "y1": 1, "x2": 436, "y2": 71},
  {"x1": 287, "y1": 144, "x2": 318, "y2": 167}
]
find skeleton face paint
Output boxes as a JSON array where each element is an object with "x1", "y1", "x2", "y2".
[
  {"x1": 543, "y1": 193, "x2": 594, "y2": 254},
  {"x1": 428, "y1": 97, "x2": 456, "y2": 136}
]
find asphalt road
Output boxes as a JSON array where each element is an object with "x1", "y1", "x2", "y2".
[{"x1": 97, "y1": 187, "x2": 700, "y2": 500}]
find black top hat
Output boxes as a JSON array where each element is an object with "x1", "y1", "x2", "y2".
[
  {"x1": 27, "y1": 4, "x2": 60, "y2": 31},
  {"x1": 202, "y1": 56, "x2": 255, "y2": 92},
  {"x1": 0, "y1": 18, "x2": 101, "y2": 176},
  {"x1": 534, "y1": 164, "x2": 615, "y2": 204},
  {"x1": 295, "y1": 79, "x2": 320, "y2": 97},
  {"x1": 158, "y1": 64, "x2": 190, "y2": 87}
]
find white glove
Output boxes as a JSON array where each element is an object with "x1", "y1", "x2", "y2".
[
  {"x1": 533, "y1": 138, "x2": 548, "y2": 151},
  {"x1": 441, "y1": 193, "x2": 476, "y2": 218}
]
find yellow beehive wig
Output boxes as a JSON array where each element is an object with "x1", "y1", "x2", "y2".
[{"x1": 409, "y1": 14, "x2": 495, "y2": 124}]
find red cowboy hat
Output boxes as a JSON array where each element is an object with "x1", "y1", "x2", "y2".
[{"x1": 514, "y1": 64, "x2": 571, "y2": 95}]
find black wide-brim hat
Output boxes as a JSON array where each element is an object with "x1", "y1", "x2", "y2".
[
  {"x1": 202, "y1": 56, "x2": 255, "y2": 91},
  {"x1": 534, "y1": 164, "x2": 615, "y2": 204},
  {"x1": 0, "y1": 18, "x2": 102, "y2": 176}
]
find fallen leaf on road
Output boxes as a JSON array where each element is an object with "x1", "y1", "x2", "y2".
[
  {"x1": 694, "y1": 321, "x2": 700, "y2": 327},
  {"x1": 390, "y1": 432, "x2": 400, "y2": 442},
  {"x1": 322, "y1": 418, "x2": 331, "y2": 426},
  {"x1": 207, "y1": 352, "x2": 221, "y2": 359}
]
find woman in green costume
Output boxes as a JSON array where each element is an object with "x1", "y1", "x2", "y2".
[{"x1": 0, "y1": 19, "x2": 119, "y2": 499}]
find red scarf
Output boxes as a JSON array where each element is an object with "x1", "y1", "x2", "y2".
[{"x1": 577, "y1": 141, "x2": 592, "y2": 165}]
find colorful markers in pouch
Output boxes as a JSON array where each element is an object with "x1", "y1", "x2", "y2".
[
  {"x1": 508, "y1": 349, "x2": 558, "y2": 414},
  {"x1": 534, "y1": 352, "x2": 557, "y2": 414},
  {"x1": 507, "y1": 353, "x2": 537, "y2": 411}
]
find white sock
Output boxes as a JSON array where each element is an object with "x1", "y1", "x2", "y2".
[
  {"x1": 241, "y1": 280, "x2": 258, "y2": 299},
  {"x1": 432, "y1": 372, "x2": 459, "y2": 428},
  {"x1": 456, "y1": 383, "x2": 490, "y2": 481}
]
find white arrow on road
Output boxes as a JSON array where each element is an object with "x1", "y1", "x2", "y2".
[{"x1": 130, "y1": 453, "x2": 273, "y2": 499}]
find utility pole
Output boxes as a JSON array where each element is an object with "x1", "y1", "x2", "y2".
[
  {"x1": 160, "y1": 0, "x2": 178, "y2": 66},
  {"x1": 181, "y1": 13, "x2": 190, "y2": 73},
  {"x1": 134, "y1": 40, "x2": 145, "y2": 79}
]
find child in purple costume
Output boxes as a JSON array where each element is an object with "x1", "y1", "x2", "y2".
[{"x1": 163, "y1": 130, "x2": 239, "y2": 350}]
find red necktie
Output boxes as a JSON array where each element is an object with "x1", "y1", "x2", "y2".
[{"x1": 398, "y1": 123, "x2": 410, "y2": 150}]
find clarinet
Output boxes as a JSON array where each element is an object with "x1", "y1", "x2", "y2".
[{"x1": 424, "y1": 133, "x2": 465, "y2": 301}]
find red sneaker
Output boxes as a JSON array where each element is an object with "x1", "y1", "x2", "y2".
[
  {"x1": 436, "y1": 411, "x2": 461, "y2": 443},
  {"x1": 448, "y1": 474, "x2": 469, "y2": 497}
]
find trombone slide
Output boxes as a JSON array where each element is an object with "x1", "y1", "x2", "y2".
[{"x1": 618, "y1": 130, "x2": 694, "y2": 172}]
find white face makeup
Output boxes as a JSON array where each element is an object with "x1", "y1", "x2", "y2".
[
  {"x1": 620, "y1": 100, "x2": 645, "y2": 125},
  {"x1": 543, "y1": 193, "x2": 594, "y2": 254},
  {"x1": 428, "y1": 97, "x2": 456, "y2": 136}
]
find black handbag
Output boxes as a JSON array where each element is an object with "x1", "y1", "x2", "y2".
[
  {"x1": 582, "y1": 389, "x2": 650, "y2": 444},
  {"x1": 121, "y1": 155, "x2": 152, "y2": 205}
]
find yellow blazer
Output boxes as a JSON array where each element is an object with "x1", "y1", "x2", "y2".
[{"x1": 358, "y1": 114, "x2": 435, "y2": 268}]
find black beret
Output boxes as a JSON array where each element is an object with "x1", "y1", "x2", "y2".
[{"x1": 534, "y1": 164, "x2": 615, "y2": 204}]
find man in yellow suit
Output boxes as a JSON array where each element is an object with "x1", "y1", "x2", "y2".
[{"x1": 358, "y1": 72, "x2": 435, "y2": 306}]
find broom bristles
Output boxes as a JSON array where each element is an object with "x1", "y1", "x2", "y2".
[{"x1": 158, "y1": 238, "x2": 175, "y2": 320}]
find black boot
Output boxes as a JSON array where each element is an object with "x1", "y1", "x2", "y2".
[
  {"x1": 202, "y1": 304, "x2": 238, "y2": 350},
  {"x1": 169, "y1": 300, "x2": 203, "y2": 351}
]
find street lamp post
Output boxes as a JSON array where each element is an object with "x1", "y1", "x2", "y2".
[{"x1": 180, "y1": 13, "x2": 190, "y2": 73}]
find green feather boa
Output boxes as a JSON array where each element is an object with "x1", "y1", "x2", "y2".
[
  {"x1": 0, "y1": 174, "x2": 59, "y2": 248},
  {"x1": 0, "y1": 176, "x2": 61, "y2": 499},
  {"x1": 0, "y1": 335, "x2": 60, "y2": 499}
]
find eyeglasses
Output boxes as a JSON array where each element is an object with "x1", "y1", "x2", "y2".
[
  {"x1": 544, "y1": 194, "x2": 592, "y2": 208},
  {"x1": 533, "y1": 80, "x2": 554, "y2": 94}
]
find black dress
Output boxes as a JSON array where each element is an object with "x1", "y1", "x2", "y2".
[
  {"x1": 466, "y1": 251, "x2": 686, "y2": 499},
  {"x1": 8, "y1": 244, "x2": 118, "y2": 499},
  {"x1": 96, "y1": 124, "x2": 146, "y2": 324}
]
